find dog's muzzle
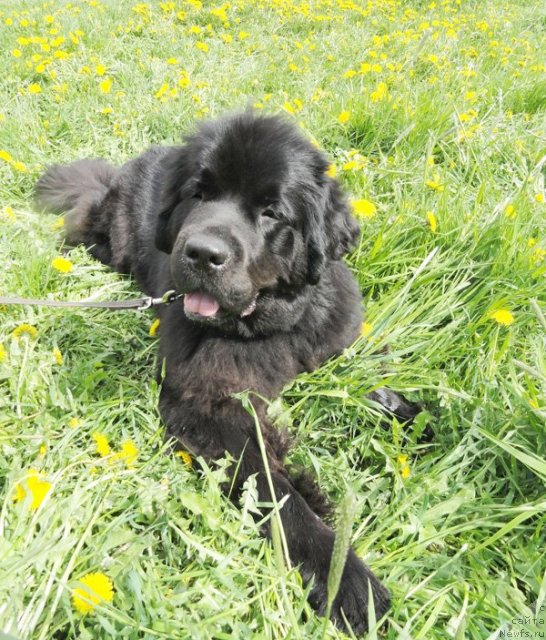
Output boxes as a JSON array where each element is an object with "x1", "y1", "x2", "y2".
[
  {"x1": 183, "y1": 232, "x2": 232, "y2": 272},
  {"x1": 174, "y1": 231, "x2": 257, "y2": 320}
]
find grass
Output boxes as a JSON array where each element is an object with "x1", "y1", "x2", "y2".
[{"x1": 1, "y1": 0, "x2": 545, "y2": 637}]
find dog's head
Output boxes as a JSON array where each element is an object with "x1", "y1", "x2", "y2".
[{"x1": 156, "y1": 112, "x2": 359, "y2": 333}]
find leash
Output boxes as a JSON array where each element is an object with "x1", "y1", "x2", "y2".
[{"x1": 0, "y1": 289, "x2": 183, "y2": 311}]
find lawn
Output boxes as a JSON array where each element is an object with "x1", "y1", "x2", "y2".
[{"x1": 0, "y1": 0, "x2": 545, "y2": 638}]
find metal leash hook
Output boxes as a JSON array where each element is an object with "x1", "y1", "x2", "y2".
[{"x1": 137, "y1": 290, "x2": 183, "y2": 311}]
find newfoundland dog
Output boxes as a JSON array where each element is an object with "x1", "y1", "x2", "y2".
[{"x1": 36, "y1": 112, "x2": 417, "y2": 634}]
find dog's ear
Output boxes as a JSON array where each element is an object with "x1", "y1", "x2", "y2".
[
  {"x1": 323, "y1": 178, "x2": 360, "y2": 259},
  {"x1": 305, "y1": 163, "x2": 360, "y2": 285},
  {"x1": 155, "y1": 147, "x2": 195, "y2": 254}
]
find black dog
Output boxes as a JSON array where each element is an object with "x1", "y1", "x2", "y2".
[{"x1": 36, "y1": 112, "x2": 416, "y2": 634}]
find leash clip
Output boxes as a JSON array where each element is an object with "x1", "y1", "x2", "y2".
[{"x1": 138, "y1": 290, "x2": 181, "y2": 310}]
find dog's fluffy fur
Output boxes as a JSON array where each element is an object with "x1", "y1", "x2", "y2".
[{"x1": 36, "y1": 112, "x2": 417, "y2": 634}]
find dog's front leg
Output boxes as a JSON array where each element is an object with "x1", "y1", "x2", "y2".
[{"x1": 159, "y1": 387, "x2": 390, "y2": 635}]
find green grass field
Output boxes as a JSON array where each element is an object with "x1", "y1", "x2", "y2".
[{"x1": 1, "y1": 0, "x2": 545, "y2": 638}]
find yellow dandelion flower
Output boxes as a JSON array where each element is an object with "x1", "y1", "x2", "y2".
[
  {"x1": 425, "y1": 175, "x2": 445, "y2": 192},
  {"x1": 99, "y1": 78, "x2": 113, "y2": 94},
  {"x1": 342, "y1": 160, "x2": 357, "y2": 171},
  {"x1": 116, "y1": 440, "x2": 139, "y2": 468},
  {"x1": 196, "y1": 41, "x2": 209, "y2": 52},
  {"x1": 459, "y1": 109, "x2": 477, "y2": 123},
  {"x1": 294, "y1": 98, "x2": 304, "y2": 112},
  {"x1": 370, "y1": 81, "x2": 388, "y2": 102},
  {"x1": 178, "y1": 71, "x2": 190, "y2": 88},
  {"x1": 176, "y1": 450, "x2": 192, "y2": 467},
  {"x1": 155, "y1": 83, "x2": 169, "y2": 99},
  {"x1": 28, "y1": 83, "x2": 42, "y2": 94},
  {"x1": 149, "y1": 318, "x2": 160, "y2": 337},
  {"x1": 489, "y1": 309, "x2": 514, "y2": 326},
  {"x1": 95, "y1": 63, "x2": 106, "y2": 76},
  {"x1": 352, "y1": 199, "x2": 376, "y2": 219},
  {"x1": 12, "y1": 324, "x2": 38, "y2": 340},
  {"x1": 343, "y1": 69, "x2": 357, "y2": 79},
  {"x1": 283, "y1": 102, "x2": 296, "y2": 115},
  {"x1": 92, "y1": 432, "x2": 110, "y2": 457},
  {"x1": 0, "y1": 344, "x2": 7, "y2": 362},
  {"x1": 397, "y1": 454, "x2": 411, "y2": 479},
  {"x1": 531, "y1": 247, "x2": 546, "y2": 265},
  {"x1": 337, "y1": 110, "x2": 350, "y2": 124},
  {"x1": 12, "y1": 161, "x2": 27, "y2": 172},
  {"x1": 535, "y1": 193, "x2": 545, "y2": 203},
  {"x1": 426, "y1": 211, "x2": 437, "y2": 232},
  {"x1": 72, "y1": 572, "x2": 114, "y2": 615},
  {"x1": 238, "y1": 31, "x2": 250, "y2": 40},
  {"x1": 39, "y1": 444, "x2": 47, "y2": 456},
  {"x1": 210, "y1": 5, "x2": 228, "y2": 20},
  {"x1": 361, "y1": 322, "x2": 373, "y2": 337},
  {"x1": 0, "y1": 150, "x2": 13, "y2": 163},
  {"x1": 51, "y1": 217, "x2": 64, "y2": 231},
  {"x1": 51, "y1": 256, "x2": 73, "y2": 273},
  {"x1": 505, "y1": 204, "x2": 516, "y2": 218},
  {"x1": 11, "y1": 49, "x2": 22, "y2": 58},
  {"x1": 325, "y1": 164, "x2": 337, "y2": 178},
  {"x1": 14, "y1": 469, "x2": 52, "y2": 510},
  {"x1": 2, "y1": 205, "x2": 15, "y2": 222},
  {"x1": 52, "y1": 347, "x2": 63, "y2": 365}
]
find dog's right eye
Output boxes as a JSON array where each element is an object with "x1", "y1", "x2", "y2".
[
  {"x1": 192, "y1": 190, "x2": 203, "y2": 200},
  {"x1": 261, "y1": 209, "x2": 278, "y2": 220}
]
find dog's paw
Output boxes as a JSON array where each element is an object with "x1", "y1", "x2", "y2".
[{"x1": 309, "y1": 548, "x2": 390, "y2": 636}]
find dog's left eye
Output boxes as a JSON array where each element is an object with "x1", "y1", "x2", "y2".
[{"x1": 261, "y1": 209, "x2": 278, "y2": 220}]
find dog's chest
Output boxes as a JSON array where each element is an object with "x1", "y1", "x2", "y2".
[{"x1": 166, "y1": 331, "x2": 301, "y2": 404}]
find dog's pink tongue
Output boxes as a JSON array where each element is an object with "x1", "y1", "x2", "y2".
[{"x1": 184, "y1": 292, "x2": 220, "y2": 317}]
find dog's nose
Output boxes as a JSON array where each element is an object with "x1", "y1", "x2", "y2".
[{"x1": 183, "y1": 234, "x2": 230, "y2": 269}]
